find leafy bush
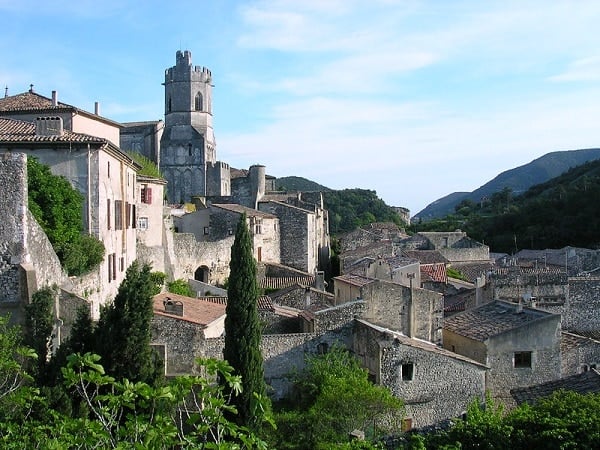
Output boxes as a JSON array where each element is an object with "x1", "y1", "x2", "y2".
[
  {"x1": 27, "y1": 158, "x2": 104, "y2": 276},
  {"x1": 167, "y1": 279, "x2": 194, "y2": 297}
]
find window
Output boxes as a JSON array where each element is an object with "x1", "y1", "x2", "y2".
[
  {"x1": 115, "y1": 200, "x2": 123, "y2": 230},
  {"x1": 141, "y1": 186, "x2": 152, "y2": 204},
  {"x1": 203, "y1": 226, "x2": 209, "y2": 235},
  {"x1": 108, "y1": 253, "x2": 117, "y2": 281},
  {"x1": 131, "y1": 204, "x2": 136, "y2": 228},
  {"x1": 401, "y1": 363, "x2": 414, "y2": 381},
  {"x1": 137, "y1": 217, "x2": 149, "y2": 230},
  {"x1": 195, "y1": 92, "x2": 203, "y2": 111},
  {"x1": 168, "y1": 97, "x2": 172, "y2": 112},
  {"x1": 514, "y1": 351, "x2": 532, "y2": 368},
  {"x1": 120, "y1": 256, "x2": 124, "y2": 272},
  {"x1": 107, "y1": 199, "x2": 111, "y2": 230},
  {"x1": 107, "y1": 161, "x2": 110, "y2": 178},
  {"x1": 125, "y1": 202, "x2": 130, "y2": 228}
]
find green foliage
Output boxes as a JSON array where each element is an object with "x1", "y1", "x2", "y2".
[
  {"x1": 126, "y1": 151, "x2": 163, "y2": 178},
  {"x1": 27, "y1": 158, "x2": 104, "y2": 275},
  {"x1": 446, "y1": 267, "x2": 468, "y2": 281},
  {"x1": 425, "y1": 391, "x2": 600, "y2": 449},
  {"x1": 94, "y1": 261, "x2": 160, "y2": 384},
  {"x1": 269, "y1": 345, "x2": 403, "y2": 449},
  {"x1": 150, "y1": 271, "x2": 166, "y2": 295},
  {"x1": 167, "y1": 278, "x2": 193, "y2": 297},
  {"x1": 0, "y1": 315, "x2": 37, "y2": 419},
  {"x1": 275, "y1": 176, "x2": 331, "y2": 192},
  {"x1": 224, "y1": 213, "x2": 268, "y2": 431},
  {"x1": 324, "y1": 189, "x2": 405, "y2": 234},
  {"x1": 23, "y1": 286, "x2": 56, "y2": 385}
]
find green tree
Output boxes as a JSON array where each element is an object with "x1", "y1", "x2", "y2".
[
  {"x1": 223, "y1": 213, "x2": 268, "y2": 431},
  {"x1": 271, "y1": 345, "x2": 403, "y2": 449},
  {"x1": 94, "y1": 261, "x2": 159, "y2": 384},
  {"x1": 23, "y1": 286, "x2": 56, "y2": 385}
]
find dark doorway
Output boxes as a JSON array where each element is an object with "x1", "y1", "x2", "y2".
[{"x1": 194, "y1": 265, "x2": 209, "y2": 283}]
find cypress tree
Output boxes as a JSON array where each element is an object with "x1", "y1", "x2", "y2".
[
  {"x1": 94, "y1": 261, "x2": 158, "y2": 384},
  {"x1": 223, "y1": 213, "x2": 267, "y2": 430}
]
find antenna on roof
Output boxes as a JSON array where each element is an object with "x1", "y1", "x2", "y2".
[
  {"x1": 29, "y1": 84, "x2": 34, "y2": 93},
  {"x1": 4, "y1": 86, "x2": 7, "y2": 98}
]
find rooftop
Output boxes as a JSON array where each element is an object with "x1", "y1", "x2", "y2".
[
  {"x1": 153, "y1": 292, "x2": 226, "y2": 326},
  {"x1": 443, "y1": 300, "x2": 558, "y2": 342},
  {"x1": 334, "y1": 273, "x2": 376, "y2": 288},
  {"x1": 511, "y1": 369, "x2": 600, "y2": 405},
  {"x1": 212, "y1": 203, "x2": 277, "y2": 219},
  {"x1": 0, "y1": 117, "x2": 105, "y2": 144}
]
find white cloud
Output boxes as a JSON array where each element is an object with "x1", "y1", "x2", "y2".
[{"x1": 549, "y1": 56, "x2": 600, "y2": 82}]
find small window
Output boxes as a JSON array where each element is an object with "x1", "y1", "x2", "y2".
[
  {"x1": 120, "y1": 257, "x2": 124, "y2": 272},
  {"x1": 203, "y1": 226, "x2": 209, "y2": 235},
  {"x1": 195, "y1": 92, "x2": 203, "y2": 111},
  {"x1": 401, "y1": 363, "x2": 414, "y2": 381},
  {"x1": 115, "y1": 200, "x2": 123, "y2": 230},
  {"x1": 138, "y1": 217, "x2": 149, "y2": 230},
  {"x1": 107, "y1": 161, "x2": 110, "y2": 178},
  {"x1": 107, "y1": 199, "x2": 111, "y2": 230},
  {"x1": 514, "y1": 351, "x2": 532, "y2": 368}
]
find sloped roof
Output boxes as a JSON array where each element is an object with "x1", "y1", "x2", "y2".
[
  {"x1": 511, "y1": 369, "x2": 600, "y2": 405},
  {"x1": 402, "y1": 250, "x2": 449, "y2": 264},
  {"x1": 211, "y1": 203, "x2": 277, "y2": 219},
  {"x1": 0, "y1": 118, "x2": 139, "y2": 168},
  {"x1": 153, "y1": 292, "x2": 226, "y2": 326},
  {"x1": 201, "y1": 295, "x2": 275, "y2": 312},
  {"x1": 443, "y1": 300, "x2": 558, "y2": 342},
  {"x1": 561, "y1": 331, "x2": 600, "y2": 353},
  {"x1": 334, "y1": 274, "x2": 376, "y2": 288},
  {"x1": 0, "y1": 91, "x2": 121, "y2": 127}
]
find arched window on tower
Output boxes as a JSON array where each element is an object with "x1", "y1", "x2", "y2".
[{"x1": 195, "y1": 92, "x2": 203, "y2": 111}]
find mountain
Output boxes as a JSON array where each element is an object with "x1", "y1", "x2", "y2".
[
  {"x1": 274, "y1": 176, "x2": 331, "y2": 192},
  {"x1": 414, "y1": 148, "x2": 600, "y2": 222}
]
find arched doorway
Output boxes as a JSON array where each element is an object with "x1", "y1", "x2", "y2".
[{"x1": 194, "y1": 265, "x2": 210, "y2": 283}]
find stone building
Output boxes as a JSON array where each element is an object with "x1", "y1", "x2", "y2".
[
  {"x1": 399, "y1": 231, "x2": 490, "y2": 263},
  {"x1": 443, "y1": 300, "x2": 562, "y2": 405},
  {"x1": 159, "y1": 50, "x2": 230, "y2": 203},
  {"x1": 120, "y1": 120, "x2": 164, "y2": 164},
  {"x1": 334, "y1": 274, "x2": 443, "y2": 344},
  {"x1": 0, "y1": 88, "x2": 121, "y2": 145},
  {"x1": 354, "y1": 320, "x2": 487, "y2": 429},
  {"x1": 0, "y1": 117, "x2": 139, "y2": 318},
  {"x1": 135, "y1": 175, "x2": 167, "y2": 248}
]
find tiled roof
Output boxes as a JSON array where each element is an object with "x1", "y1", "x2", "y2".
[
  {"x1": 153, "y1": 292, "x2": 226, "y2": 326},
  {"x1": 511, "y1": 369, "x2": 600, "y2": 405},
  {"x1": 561, "y1": 331, "x2": 600, "y2": 353},
  {"x1": 334, "y1": 274, "x2": 375, "y2": 288},
  {"x1": 451, "y1": 261, "x2": 495, "y2": 283},
  {"x1": 0, "y1": 117, "x2": 105, "y2": 143},
  {"x1": 259, "y1": 276, "x2": 315, "y2": 290},
  {"x1": 0, "y1": 91, "x2": 74, "y2": 112},
  {"x1": 421, "y1": 262, "x2": 447, "y2": 283},
  {"x1": 443, "y1": 300, "x2": 557, "y2": 342},
  {"x1": 212, "y1": 203, "x2": 277, "y2": 218},
  {"x1": 0, "y1": 91, "x2": 121, "y2": 127},
  {"x1": 201, "y1": 295, "x2": 274, "y2": 311}
]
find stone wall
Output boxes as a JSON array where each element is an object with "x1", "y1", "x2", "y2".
[
  {"x1": 354, "y1": 320, "x2": 486, "y2": 429},
  {"x1": 562, "y1": 277, "x2": 600, "y2": 333},
  {"x1": 561, "y1": 333, "x2": 600, "y2": 376},
  {"x1": 0, "y1": 152, "x2": 27, "y2": 304}
]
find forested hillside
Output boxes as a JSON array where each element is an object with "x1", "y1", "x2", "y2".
[
  {"x1": 412, "y1": 159, "x2": 600, "y2": 253},
  {"x1": 324, "y1": 188, "x2": 405, "y2": 234}
]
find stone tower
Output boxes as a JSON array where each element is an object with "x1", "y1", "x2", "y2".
[{"x1": 160, "y1": 50, "x2": 229, "y2": 203}]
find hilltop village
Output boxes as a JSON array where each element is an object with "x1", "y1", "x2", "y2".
[{"x1": 0, "y1": 50, "x2": 599, "y2": 430}]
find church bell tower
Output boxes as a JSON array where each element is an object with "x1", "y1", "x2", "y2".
[{"x1": 160, "y1": 50, "x2": 216, "y2": 203}]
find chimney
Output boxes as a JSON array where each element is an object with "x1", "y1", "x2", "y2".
[
  {"x1": 35, "y1": 117, "x2": 64, "y2": 137},
  {"x1": 163, "y1": 298, "x2": 184, "y2": 316},
  {"x1": 305, "y1": 287, "x2": 311, "y2": 308},
  {"x1": 94, "y1": 101, "x2": 100, "y2": 115},
  {"x1": 51, "y1": 90, "x2": 58, "y2": 106}
]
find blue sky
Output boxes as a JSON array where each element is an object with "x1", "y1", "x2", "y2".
[{"x1": 2, "y1": 0, "x2": 600, "y2": 215}]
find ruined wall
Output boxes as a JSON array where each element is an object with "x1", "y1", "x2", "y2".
[
  {"x1": 171, "y1": 233, "x2": 233, "y2": 284},
  {"x1": 561, "y1": 333, "x2": 600, "y2": 376},
  {"x1": 355, "y1": 321, "x2": 486, "y2": 429}
]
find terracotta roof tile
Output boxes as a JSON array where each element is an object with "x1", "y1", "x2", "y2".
[
  {"x1": 334, "y1": 274, "x2": 375, "y2": 288},
  {"x1": 212, "y1": 203, "x2": 277, "y2": 219},
  {"x1": 0, "y1": 91, "x2": 74, "y2": 112},
  {"x1": 153, "y1": 292, "x2": 226, "y2": 326}
]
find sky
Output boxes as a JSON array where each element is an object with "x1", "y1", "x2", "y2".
[{"x1": 2, "y1": 0, "x2": 600, "y2": 215}]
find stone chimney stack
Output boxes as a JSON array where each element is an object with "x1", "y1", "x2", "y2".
[
  {"x1": 51, "y1": 90, "x2": 58, "y2": 106},
  {"x1": 94, "y1": 101, "x2": 100, "y2": 115},
  {"x1": 35, "y1": 117, "x2": 63, "y2": 137}
]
